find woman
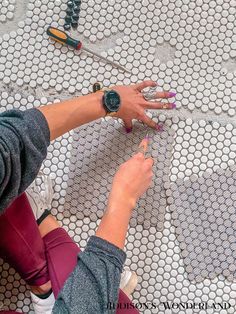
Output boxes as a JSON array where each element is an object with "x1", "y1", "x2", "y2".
[
  {"x1": 0, "y1": 143, "x2": 152, "y2": 313},
  {"x1": 0, "y1": 81, "x2": 176, "y2": 313}
]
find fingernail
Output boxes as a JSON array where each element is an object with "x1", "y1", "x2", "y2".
[
  {"x1": 171, "y1": 103, "x2": 176, "y2": 109},
  {"x1": 126, "y1": 128, "x2": 132, "y2": 133},
  {"x1": 156, "y1": 124, "x2": 164, "y2": 132},
  {"x1": 169, "y1": 92, "x2": 176, "y2": 97}
]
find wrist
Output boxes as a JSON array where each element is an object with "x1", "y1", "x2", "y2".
[
  {"x1": 108, "y1": 191, "x2": 136, "y2": 213},
  {"x1": 89, "y1": 91, "x2": 106, "y2": 118}
]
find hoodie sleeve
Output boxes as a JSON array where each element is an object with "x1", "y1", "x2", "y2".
[
  {"x1": 0, "y1": 108, "x2": 50, "y2": 214},
  {"x1": 53, "y1": 236, "x2": 127, "y2": 314}
]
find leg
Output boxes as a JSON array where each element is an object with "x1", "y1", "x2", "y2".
[
  {"x1": 42, "y1": 222, "x2": 81, "y2": 298},
  {"x1": 0, "y1": 194, "x2": 138, "y2": 312},
  {"x1": 41, "y1": 216, "x2": 139, "y2": 313},
  {"x1": 0, "y1": 193, "x2": 50, "y2": 289}
]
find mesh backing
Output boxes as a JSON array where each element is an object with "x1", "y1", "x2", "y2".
[
  {"x1": 170, "y1": 165, "x2": 236, "y2": 283},
  {"x1": 64, "y1": 118, "x2": 174, "y2": 230}
]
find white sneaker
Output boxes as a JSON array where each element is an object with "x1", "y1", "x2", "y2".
[
  {"x1": 30, "y1": 291, "x2": 55, "y2": 314},
  {"x1": 120, "y1": 268, "x2": 138, "y2": 298},
  {"x1": 26, "y1": 171, "x2": 53, "y2": 221}
]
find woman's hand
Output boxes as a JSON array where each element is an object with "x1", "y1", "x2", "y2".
[
  {"x1": 97, "y1": 140, "x2": 154, "y2": 249},
  {"x1": 108, "y1": 149, "x2": 154, "y2": 210},
  {"x1": 113, "y1": 80, "x2": 176, "y2": 132}
]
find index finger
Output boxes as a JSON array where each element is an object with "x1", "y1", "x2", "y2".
[
  {"x1": 139, "y1": 113, "x2": 157, "y2": 130},
  {"x1": 137, "y1": 137, "x2": 150, "y2": 155}
]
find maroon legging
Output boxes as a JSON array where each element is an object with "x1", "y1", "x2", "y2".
[{"x1": 0, "y1": 193, "x2": 139, "y2": 313}]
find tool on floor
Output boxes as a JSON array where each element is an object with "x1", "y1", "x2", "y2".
[
  {"x1": 64, "y1": 0, "x2": 82, "y2": 30},
  {"x1": 47, "y1": 26, "x2": 131, "y2": 73}
]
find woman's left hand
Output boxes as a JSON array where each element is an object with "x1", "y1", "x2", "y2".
[{"x1": 112, "y1": 80, "x2": 176, "y2": 132}]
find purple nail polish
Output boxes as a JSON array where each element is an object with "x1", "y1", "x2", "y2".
[
  {"x1": 169, "y1": 92, "x2": 176, "y2": 97},
  {"x1": 172, "y1": 103, "x2": 176, "y2": 109},
  {"x1": 156, "y1": 124, "x2": 164, "y2": 132},
  {"x1": 126, "y1": 128, "x2": 132, "y2": 133}
]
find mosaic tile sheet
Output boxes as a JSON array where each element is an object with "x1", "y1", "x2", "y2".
[
  {"x1": 170, "y1": 165, "x2": 236, "y2": 283},
  {"x1": 64, "y1": 118, "x2": 174, "y2": 230}
]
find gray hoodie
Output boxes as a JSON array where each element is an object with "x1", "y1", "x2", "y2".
[{"x1": 0, "y1": 108, "x2": 126, "y2": 314}]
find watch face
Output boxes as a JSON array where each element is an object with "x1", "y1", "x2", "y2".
[{"x1": 105, "y1": 90, "x2": 121, "y2": 112}]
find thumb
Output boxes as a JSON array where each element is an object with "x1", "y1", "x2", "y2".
[{"x1": 122, "y1": 118, "x2": 133, "y2": 133}]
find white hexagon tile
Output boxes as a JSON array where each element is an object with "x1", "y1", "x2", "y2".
[{"x1": 0, "y1": 0, "x2": 236, "y2": 313}]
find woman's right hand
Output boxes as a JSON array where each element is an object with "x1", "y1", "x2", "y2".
[
  {"x1": 97, "y1": 140, "x2": 154, "y2": 249},
  {"x1": 108, "y1": 148, "x2": 154, "y2": 210}
]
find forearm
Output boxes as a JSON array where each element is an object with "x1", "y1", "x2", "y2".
[
  {"x1": 96, "y1": 196, "x2": 134, "y2": 250},
  {"x1": 38, "y1": 92, "x2": 105, "y2": 141}
]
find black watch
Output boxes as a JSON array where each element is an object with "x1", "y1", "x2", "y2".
[{"x1": 102, "y1": 90, "x2": 121, "y2": 116}]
